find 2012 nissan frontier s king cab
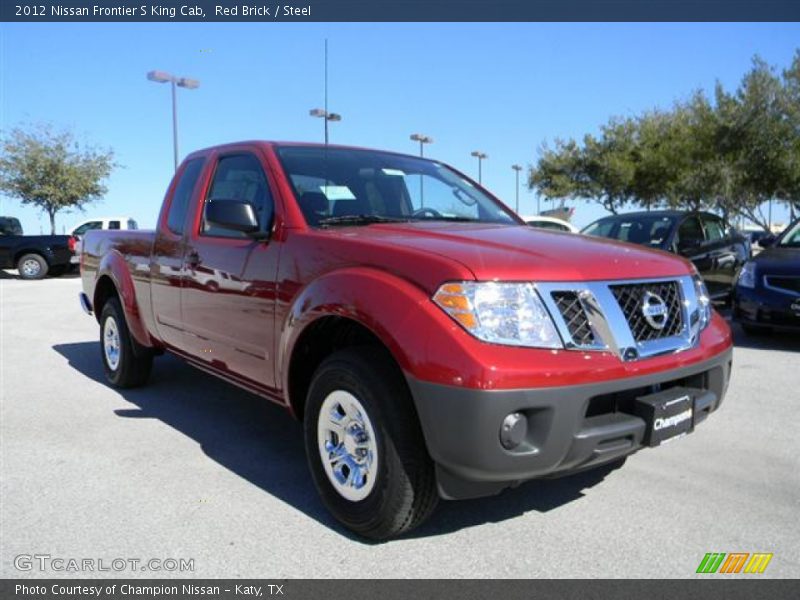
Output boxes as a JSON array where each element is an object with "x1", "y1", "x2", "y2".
[{"x1": 79, "y1": 141, "x2": 733, "y2": 540}]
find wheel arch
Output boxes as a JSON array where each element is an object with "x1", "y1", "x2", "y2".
[
  {"x1": 14, "y1": 249, "x2": 49, "y2": 265},
  {"x1": 281, "y1": 267, "x2": 428, "y2": 421},
  {"x1": 93, "y1": 250, "x2": 153, "y2": 348}
]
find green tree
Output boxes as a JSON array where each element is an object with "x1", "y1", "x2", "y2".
[
  {"x1": 528, "y1": 52, "x2": 800, "y2": 228},
  {"x1": 0, "y1": 125, "x2": 115, "y2": 234},
  {"x1": 529, "y1": 118, "x2": 638, "y2": 214},
  {"x1": 778, "y1": 51, "x2": 800, "y2": 220}
]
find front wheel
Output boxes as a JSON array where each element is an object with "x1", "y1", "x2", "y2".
[
  {"x1": 100, "y1": 297, "x2": 153, "y2": 388},
  {"x1": 304, "y1": 347, "x2": 438, "y2": 540}
]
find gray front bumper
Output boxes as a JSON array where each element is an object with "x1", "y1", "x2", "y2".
[{"x1": 406, "y1": 349, "x2": 732, "y2": 500}]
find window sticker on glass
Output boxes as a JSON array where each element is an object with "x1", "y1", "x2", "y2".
[
  {"x1": 381, "y1": 168, "x2": 406, "y2": 177},
  {"x1": 320, "y1": 185, "x2": 356, "y2": 200}
]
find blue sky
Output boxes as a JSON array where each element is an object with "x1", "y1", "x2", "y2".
[{"x1": 1, "y1": 22, "x2": 798, "y2": 234}]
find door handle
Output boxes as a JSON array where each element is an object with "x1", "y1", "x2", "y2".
[{"x1": 187, "y1": 250, "x2": 200, "y2": 268}]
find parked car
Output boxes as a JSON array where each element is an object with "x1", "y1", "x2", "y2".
[
  {"x1": 0, "y1": 217, "x2": 75, "y2": 279},
  {"x1": 79, "y1": 142, "x2": 732, "y2": 540},
  {"x1": 733, "y1": 218, "x2": 800, "y2": 333},
  {"x1": 582, "y1": 210, "x2": 749, "y2": 301},
  {"x1": 69, "y1": 216, "x2": 138, "y2": 264},
  {"x1": 521, "y1": 215, "x2": 578, "y2": 233}
]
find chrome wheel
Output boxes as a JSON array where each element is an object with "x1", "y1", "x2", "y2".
[
  {"x1": 317, "y1": 390, "x2": 379, "y2": 502},
  {"x1": 20, "y1": 258, "x2": 42, "y2": 278},
  {"x1": 103, "y1": 316, "x2": 121, "y2": 371}
]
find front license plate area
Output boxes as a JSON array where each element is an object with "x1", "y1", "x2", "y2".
[{"x1": 634, "y1": 387, "x2": 695, "y2": 447}]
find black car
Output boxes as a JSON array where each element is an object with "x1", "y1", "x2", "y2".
[
  {"x1": 0, "y1": 216, "x2": 75, "y2": 279},
  {"x1": 733, "y1": 218, "x2": 800, "y2": 333},
  {"x1": 582, "y1": 210, "x2": 749, "y2": 301}
]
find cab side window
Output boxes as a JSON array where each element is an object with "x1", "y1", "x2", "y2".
[
  {"x1": 167, "y1": 158, "x2": 205, "y2": 235},
  {"x1": 677, "y1": 216, "x2": 705, "y2": 245},
  {"x1": 701, "y1": 215, "x2": 725, "y2": 242},
  {"x1": 202, "y1": 154, "x2": 273, "y2": 239}
]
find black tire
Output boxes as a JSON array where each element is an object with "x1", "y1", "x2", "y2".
[
  {"x1": 16, "y1": 253, "x2": 48, "y2": 280},
  {"x1": 304, "y1": 347, "x2": 438, "y2": 540},
  {"x1": 99, "y1": 297, "x2": 153, "y2": 388}
]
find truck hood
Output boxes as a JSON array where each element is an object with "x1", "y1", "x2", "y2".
[{"x1": 323, "y1": 222, "x2": 692, "y2": 283}]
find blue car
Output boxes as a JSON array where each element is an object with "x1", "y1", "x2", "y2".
[{"x1": 733, "y1": 218, "x2": 800, "y2": 333}]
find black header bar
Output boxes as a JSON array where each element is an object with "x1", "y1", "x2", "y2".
[{"x1": 2, "y1": 1, "x2": 800, "y2": 23}]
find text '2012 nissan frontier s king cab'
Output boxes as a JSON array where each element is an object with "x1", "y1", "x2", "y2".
[{"x1": 79, "y1": 142, "x2": 733, "y2": 540}]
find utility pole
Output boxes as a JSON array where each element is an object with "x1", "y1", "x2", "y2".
[
  {"x1": 146, "y1": 70, "x2": 200, "y2": 171},
  {"x1": 411, "y1": 134, "x2": 433, "y2": 206},
  {"x1": 471, "y1": 151, "x2": 488, "y2": 184},
  {"x1": 511, "y1": 164, "x2": 522, "y2": 214}
]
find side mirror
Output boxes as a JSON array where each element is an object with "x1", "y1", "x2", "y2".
[
  {"x1": 205, "y1": 199, "x2": 260, "y2": 234},
  {"x1": 757, "y1": 235, "x2": 776, "y2": 248}
]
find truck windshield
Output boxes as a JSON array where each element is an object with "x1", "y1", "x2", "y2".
[
  {"x1": 275, "y1": 146, "x2": 518, "y2": 228},
  {"x1": 582, "y1": 215, "x2": 676, "y2": 247},
  {"x1": 778, "y1": 220, "x2": 800, "y2": 247}
]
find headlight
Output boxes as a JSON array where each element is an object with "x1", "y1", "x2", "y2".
[
  {"x1": 693, "y1": 275, "x2": 711, "y2": 330},
  {"x1": 433, "y1": 282, "x2": 562, "y2": 348},
  {"x1": 737, "y1": 261, "x2": 756, "y2": 289}
]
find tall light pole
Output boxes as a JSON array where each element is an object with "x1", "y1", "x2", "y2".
[
  {"x1": 410, "y1": 133, "x2": 433, "y2": 157},
  {"x1": 411, "y1": 134, "x2": 433, "y2": 206},
  {"x1": 471, "y1": 151, "x2": 488, "y2": 184},
  {"x1": 511, "y1": 164, "x2": 522, "y2": 214},
  {"x1": 147, "y1": 70, "x2": 200, "y2": 171},
  {"x1": 309, "y1": 109, "x2": 342, "y2": 145}
]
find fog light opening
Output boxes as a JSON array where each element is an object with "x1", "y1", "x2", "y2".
[{"x1": 500, "y1": 412, "x2": 528, "y2": 450}]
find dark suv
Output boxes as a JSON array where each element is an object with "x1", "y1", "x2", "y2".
[{"x1": 582, "y1": 210, "x2": 749, "y2": 301}]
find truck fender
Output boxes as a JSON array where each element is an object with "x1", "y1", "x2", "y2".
[
  {"x1": 278, "y1": 267, "x2": 433, "y2": 393},
  {"x1": 95, "y1": 249, "x2": 153, "y2": 349}
]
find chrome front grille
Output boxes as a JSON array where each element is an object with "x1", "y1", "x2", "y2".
[
  {"x1": 609, "y1": 281, "x2": 684, "y2": 341},
  {"x1": 539, "y1": 275, "x2": 702, "y2": 361},
  {"x1": 551, "y1": 291, "x2": 596, "y2": 346}
]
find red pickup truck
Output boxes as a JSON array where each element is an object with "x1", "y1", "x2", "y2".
[{"x1": 80, "y1": 141, "x2": 733, "y2": 539}]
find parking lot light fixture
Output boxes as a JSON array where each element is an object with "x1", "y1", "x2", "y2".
[
  {"x1": 410, "y1": 133, "x2": 434, "y2": 157},
  {"x1": 471, "y1": 151, "x2": 488, "y2": 184},
  {"x1": 511, "y1": 165, "x2": 523, "y2": 214},
  {"x1": 147, "y1": 70, "x2": 200, "y2": 171},
  {"x1": 309, "y1": 109, "x2": 342, "y2": 145}
]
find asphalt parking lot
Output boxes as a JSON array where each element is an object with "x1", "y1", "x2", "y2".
[{"x1": 1, "y1": 272, "x2": 798, "y2": 578}]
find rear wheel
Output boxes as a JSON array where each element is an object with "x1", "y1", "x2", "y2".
[
  {"x1": 17, "y1": 253, "x2": 48, "y2": 280},
  {"x1": 304, "y1": 347, "x2": 438, "y2": 540},
  {"x1": 100, "y1": 297, "x2": 153, "y2": 388}
]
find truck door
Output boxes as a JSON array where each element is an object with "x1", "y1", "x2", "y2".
[
  {"x1": 150, "y1": 156, "x2": 206, "y2": 349},
  {"x1": 699, "y1": 213, "x2": 740, "y2": 297},
  {"x1": 180, "y1": 150, "x2": 280, "y2": 390}
]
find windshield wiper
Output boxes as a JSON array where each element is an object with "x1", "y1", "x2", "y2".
[
  {"x1": 317, "y1": 214, "x2": 410, "y2": 228},
  {"x1": 409, "y1": 215, "x2": 480, "y2": 223}
]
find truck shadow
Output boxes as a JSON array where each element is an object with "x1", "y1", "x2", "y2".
[
  {"x1": 1, "y1": 269, "x2": 80, "y2": 280},
  {"x1": 731, "y1": 322, "x2": 800, "y2": 352},
  {"x1": 53, "y1": 341, "x2": 623, "y2": 543}
]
